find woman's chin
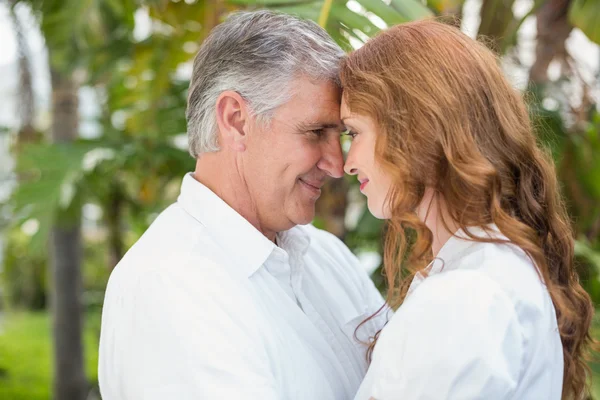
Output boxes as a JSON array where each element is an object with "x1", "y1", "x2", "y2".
[{"x1": 366, "y1": 201, "x2": 390, "y2": 220}]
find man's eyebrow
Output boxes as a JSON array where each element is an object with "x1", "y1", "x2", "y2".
[{"x1": 297, "y1": 121, "x2": 344, "y2": 130}]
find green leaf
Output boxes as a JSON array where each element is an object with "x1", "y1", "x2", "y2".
[
  {"x1": 10, "y1": 142, "x2": 97, "y2": 254},
  {"x1": 104, "y1": 0, "x2": 125, "y2": 15},
  {"x1": 573, "y1": 119, "x2": 600, "y2": 199},
  {"x1": 355, "y1": 206, "x2": 384, "y2": 237},
  {"x1": 327, "y1": 21, "x2": 354, "y2": 50},
  {"x1": 227, "y1": 0, "x2": 314, "y2": 5},
  {"x1": 569, "y1": 0, "x2": 600, "y2": 44},
  {"x1": 575, "y1": 237, "x2": 600, "y2": 275},
  {"x1": 389, "y1": 0, "x2": 434, "y2": 20},
  {"x1": 270, "y1": 3, "x2": 322, "y2": 21},
  {"x1": 332, "y1": 3, "x2": 380, "y2": 37},
  {"x1": 319, "y1": 0, "x2": 334, "y2": 27},
  {"x1": 354, "y1": 0, "x2": 411, "y2": 25},
  {"x1": 500, "y1": 0, "x2": 545, "y2": 52},
  {"x1": 426, "y1": 0, "x2": 463, "y2": 14},
  {"x1": 530, "y1": 100, "x2": 568, "y2": 163}
]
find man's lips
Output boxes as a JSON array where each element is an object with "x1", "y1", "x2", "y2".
[{"x1": 299, "y1": 178, "x2": 323, "y2": 194}]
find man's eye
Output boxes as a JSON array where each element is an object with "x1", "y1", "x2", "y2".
[{"x1": 310, "y1": 129, "x2": 325, "y2": 137}]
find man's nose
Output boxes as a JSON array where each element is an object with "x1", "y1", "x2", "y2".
[{"x1": 317, "y1": 136, "x2": 344, "y2": 178}]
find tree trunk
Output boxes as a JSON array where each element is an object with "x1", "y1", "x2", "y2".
[
  {"x1": 528, "y1": 0, "x2": 573, "y2": 85},
  {"x1": 107, "y1": 181, "x2": 125, "y2": 270},
  {"x1": 8, "y1": 0, "x2": 36, "y2": 144},
  {"x1": 49, "y1": 69, "x2": 87, "y2": 400},
  {"x1": 477, "y1": 0, "x2": 516, "y2": 52}
]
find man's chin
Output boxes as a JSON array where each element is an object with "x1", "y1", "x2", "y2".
[{"x1": 290, "y1": 208, "x2": 316, "y2": 227}]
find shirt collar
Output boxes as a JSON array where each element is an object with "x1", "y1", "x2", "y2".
[
  {"x1": 263, "y1": 226, "x2": 312, "y2": 281},
  {"x1": 409, "y1": 224, "x2": 506, "y2": 293},
  {"x1": 177, "y1": 173, "x2": 276, "y2": 278},
  {"x1": 277, "y1": 226, "x2": 311, "y2": 258}
]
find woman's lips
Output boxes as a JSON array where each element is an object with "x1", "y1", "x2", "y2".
[{"x1": 360, "y1": 179, "x2": 369, "y2": 192}]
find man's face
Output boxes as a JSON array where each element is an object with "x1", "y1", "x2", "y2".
[{"x1": 242, "y1": 77, "x2": 344, "y2": 233}]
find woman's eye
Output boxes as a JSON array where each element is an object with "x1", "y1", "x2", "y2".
[
  {"x1": 310, "y1": 129, "x2": 325, "y2": 137},
  {"x1": 344, "y1": 130, "x2": 358, "y2": 140}
]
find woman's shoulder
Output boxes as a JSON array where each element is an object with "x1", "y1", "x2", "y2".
[
  {"x1": 374, "y1": 270, "x2": 524, "y2": 377},
  {"x1": 464, "y1": 240, "x2": 552, "y2": 315},
  {"x1": 403, "y1": 268, "x2": 516, "y2": 320},
  {"x1": 390, "y1": 245, "x2": 556, "y2": 344}
]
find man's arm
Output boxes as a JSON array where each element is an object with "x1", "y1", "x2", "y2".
[{"x1": 99, "y1": 262, "x2": 279, "y2": 400}]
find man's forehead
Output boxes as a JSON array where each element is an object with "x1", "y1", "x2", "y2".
[
  {"x1": 296, "y1": 102, "x2": 342, "y2": 128},
  {"x1": 277, "y1": 78, "x2": 342, "y2": 127},
  {"x1": 288, "y1": 76, "x2": 341, "y2": 104}
]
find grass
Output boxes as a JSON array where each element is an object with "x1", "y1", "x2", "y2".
[
  {"x1": 0, "y1": 310, "x2": 101, "y2": 400},
  {"x1": 0, "y1": 310, "x2": 598, "y2": 399}
]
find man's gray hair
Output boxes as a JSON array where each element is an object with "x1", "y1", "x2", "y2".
[{"x1": 186, "y1": 10, "x2": 344, "y2": 157}]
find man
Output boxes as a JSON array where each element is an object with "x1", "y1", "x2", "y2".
[{"x1": 99, "y1": 10, "x2": 386, "y2": 400}]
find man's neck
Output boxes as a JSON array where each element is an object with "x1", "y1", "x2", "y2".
[{"x1": 193, "y1": 154, "x2": 278, "y2": 242}]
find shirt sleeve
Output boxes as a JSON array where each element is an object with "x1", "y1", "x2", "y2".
[
  {"x1": 99, "y1": 261, "x2": 279, "y2": 400},
  {"x1": 369, "y1": 270, "x2": 524, "y2": 400}
]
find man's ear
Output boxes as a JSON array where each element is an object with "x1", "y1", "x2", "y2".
[{"x1": 215, "y1": 91, "x2": 250, "y2": 152}]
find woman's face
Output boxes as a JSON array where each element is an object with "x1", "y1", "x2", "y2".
[{"x1": 341, "y1": 98, "x2": 393, "y2": 219}]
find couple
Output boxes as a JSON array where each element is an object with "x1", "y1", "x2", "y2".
[{"x1": 98, "y1": 10, "x2": 593, "y2": 400}]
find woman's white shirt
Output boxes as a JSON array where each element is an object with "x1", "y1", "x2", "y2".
[{"x1": 355, "y1": 225, "x2": 563, "y2": 400}]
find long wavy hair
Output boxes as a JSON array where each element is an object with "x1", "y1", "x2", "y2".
[{"x1": 341, "y1": 20, "x2": 594, "y2": 400}]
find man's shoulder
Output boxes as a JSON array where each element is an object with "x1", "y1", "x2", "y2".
[
  {"x1": 134, "y1": 202, "x2": 206, "y2": 248},
  {"x1": 122, "y1": 203, "x2": 218, "y2": 256},
  {"x1": 108, "y1": 203, "x2": 232, "y2": 288},
  {"x1": 108, "y1": 244, "x2": 231, "y2": 297},
  {"x1": 105, "y1": 237, "x2": 252, "y2": 320}
]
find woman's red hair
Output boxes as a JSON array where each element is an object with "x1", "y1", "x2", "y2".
[{"x1": 341, "y1": 20, "x2": 594, "y2": 400}]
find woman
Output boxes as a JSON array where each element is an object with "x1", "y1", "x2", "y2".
[{"x1": 341, "y1": 20, "x2": 594, "y2": 399}]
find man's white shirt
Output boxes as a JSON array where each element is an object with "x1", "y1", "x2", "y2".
[{"x1": 99, "y1": 173, "x2": 386, "y2": 399}]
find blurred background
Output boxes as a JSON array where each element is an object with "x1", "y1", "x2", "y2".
[{"x1": 0, "y1": 0, "x2": 598, "y2": 399}]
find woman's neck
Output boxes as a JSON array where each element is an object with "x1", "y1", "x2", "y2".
[{"x1": 417, "y1": 188, "x2": 460, "y2": 257}]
